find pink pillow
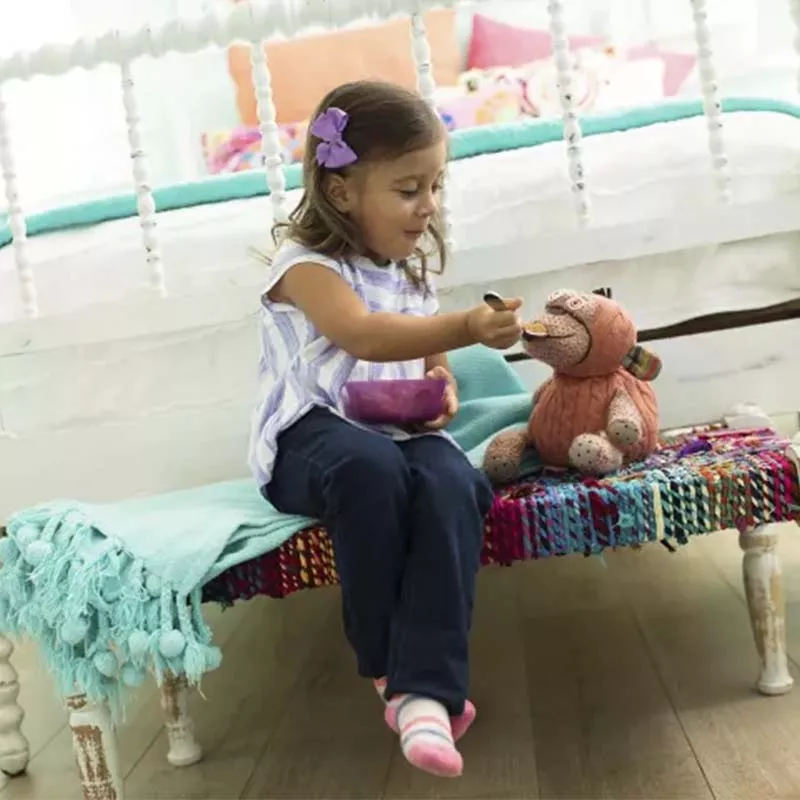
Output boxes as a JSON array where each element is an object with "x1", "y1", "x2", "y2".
[
  {"x1": 466, "y1": 14, "x2": 602, "y2": 70},
  {"x1": 627, "y1": 42, "x2": 696, "y2": 97},
  {"x1": 466, "y1": 14, "x2": 695, "y2": 96}
]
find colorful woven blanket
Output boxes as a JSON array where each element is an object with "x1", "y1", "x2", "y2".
[
  {"x1": 203, "y1": 427, "x2": 799, "y2": 605},
  {"x1": 0, "y1": 346, "x2": 532, "y2": 711}
]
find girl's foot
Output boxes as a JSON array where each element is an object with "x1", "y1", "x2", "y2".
[
  {"x1": 385, "y1": 694, "x2": 463, "y2": 778},
  {"x1": 373, "y1": 677, "x2": 477, "y2": 740}
]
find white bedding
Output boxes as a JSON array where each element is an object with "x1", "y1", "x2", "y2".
[{"x1": 1, "y1": 110, "x2": 799, "y2": 330}]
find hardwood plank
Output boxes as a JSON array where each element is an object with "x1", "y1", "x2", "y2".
[
  {"x1": 607, "y1": 543, "x2": 800, "y2": 799},
  {"x1": 384, "y1": 714, "x2": 539, "y2": 800},
  {"x1": 244, "y1": 730, "x2": 394, "y2": 800},
  {"x1": 242, "y1": 592, "x2": 395, "y2": 799},
  {"x1": 384, "y1": 567, "x2": 539, "y2": 800},
  {"x1": 518, "y1": 554, "x2": 712, "y2": 800},
  {"x1": 515, "y1": 553, "x2": 625, "y2": 619},
  {"x1": 470, "y1": 565, "x2": 533, "y2": 719},
  {"x1": 125, "y1": 590, "x2": 339, "y2": 800}
]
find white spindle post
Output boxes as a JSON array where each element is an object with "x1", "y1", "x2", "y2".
[
  {"x1": 67, "y1": 693, "x2": 123, "y2": 800},
  {"x1": 410, "y1": 11, "x2": 454, "y2": 253},
  {"x1": 689, "y1": 0, "x2": 732, "y2": 204},
  {"x1": 790, "y1": 0, "x2": 800, "y2": 94},
  {"x1": 120, "y1": 60, "x2": 166, "y2": 297},
  {"x1": 411, "y1": 12, "x2": 436, "y2": 105},
  {"x1": 249, "y1": 41, "x2": 289, "y2": 226},
  {"x1": 547, "y1": 0, "x2": 591, "y2": 226},
  {"x1": 160, "y1": 674, "x2": 202, "y2": 767},
  {"x1": 0, "y1": 634, "x2": 29, "y2": 778},
  {"x1": 0, "y1": 88, "x2": 38, "y2": 318}
]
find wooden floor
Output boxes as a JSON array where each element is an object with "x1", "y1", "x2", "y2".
[{"x1": 2, "y1": 521, "x2": 800, "y2": 799}]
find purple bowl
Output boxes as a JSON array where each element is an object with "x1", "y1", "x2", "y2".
[{"x1": 341, "y1": 378, "x2": 447, "y2": 425}]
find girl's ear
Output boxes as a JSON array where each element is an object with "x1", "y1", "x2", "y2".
[{"x1": 325, "y1": 173, "x2": 353, "y2": 213}]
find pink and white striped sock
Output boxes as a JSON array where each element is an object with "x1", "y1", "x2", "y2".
[
  {"x1": 385, "y1": 694, "x2": 463, "y2": 778},
  {"x1": 373, "y1": 677, "x2": 476, "y2": 741}
]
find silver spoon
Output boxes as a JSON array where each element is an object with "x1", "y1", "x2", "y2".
[{"x1": 483, "y1": 291, "x2": 508, "y2": 312}]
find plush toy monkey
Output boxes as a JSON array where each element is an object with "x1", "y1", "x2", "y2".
[{"x1": 484, "y1": 289, "x2": 661, "y2": 482}]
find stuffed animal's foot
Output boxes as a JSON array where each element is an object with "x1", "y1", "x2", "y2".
[
  {"x1": 483, "y1": 428, "x2": 529, "y2": 485},
  {"x1": 607, "y1": 416, "x2": 643, "y2": 449},
  {"x1": 569, "y1": 433, "x2": 623, "y2": 476},
  {"x1": 607, "y1": 389, "x2": 645, "y2": 451}
]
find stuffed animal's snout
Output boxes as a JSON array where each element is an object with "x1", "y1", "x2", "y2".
[
  {"x1": 520, "y1": 313, "x2": 591, "y2": 368},
  {"x1": 520, "y1": 321, "x2": 547, "y2": 341}
]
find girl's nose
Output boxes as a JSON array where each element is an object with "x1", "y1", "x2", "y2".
[{"x1": 417, "y1": 192, "x2": 437, "y2": 217}]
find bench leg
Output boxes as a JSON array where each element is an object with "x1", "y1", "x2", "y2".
[
  {"x1": 160, "y1": 673, "x2": 202, "y2": 767},
  {"x1": 739, "y1": 525, "x2": 794, "y2": 696},
  {"x1": 0, "y1": 634, "x2": 29, "y2": 777},
  {"x1": 67, "y1": 692, "x2": 124, "y2": 800}
]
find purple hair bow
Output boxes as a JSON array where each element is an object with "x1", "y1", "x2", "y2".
[{"x1": 311, "y1": 107, "x2": 358, "y2": 169}]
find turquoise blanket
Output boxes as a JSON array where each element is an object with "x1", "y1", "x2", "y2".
[{"x1": 0, "y1": 346, "x2": 532, "y2": 709}]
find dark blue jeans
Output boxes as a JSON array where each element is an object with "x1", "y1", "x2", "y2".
[{"x1": 264, "y1": 407, "x2": 494, "y2": 714}]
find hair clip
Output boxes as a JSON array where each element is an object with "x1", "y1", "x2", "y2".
[{"x1": 310, "y1": 107, "x2": 358, "y2": 169}]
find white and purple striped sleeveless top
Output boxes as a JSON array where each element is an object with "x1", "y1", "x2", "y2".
[{"x1": 248, "y1": 240, "x2": 440, "y2": 488}]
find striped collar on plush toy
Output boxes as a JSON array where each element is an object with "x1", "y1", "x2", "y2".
[{"x1": 622, "y1": 344, "x2": 662, "y2": 381}]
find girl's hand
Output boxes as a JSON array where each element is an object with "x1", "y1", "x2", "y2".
[
  {"x1": 424, "y1": 366, "x2": 458, "y2": 430},
  {"x1": 466, "y1": 297, "x2": 523, "y2": 350}
]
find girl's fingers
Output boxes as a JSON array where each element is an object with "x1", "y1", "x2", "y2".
[{"x1": 426, "y1": 365, "x2": 449, "y2": 380}]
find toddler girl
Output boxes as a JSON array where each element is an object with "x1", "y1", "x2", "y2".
[{"x1": 249, "y1": 80, "x2": 522, "y2": 778}]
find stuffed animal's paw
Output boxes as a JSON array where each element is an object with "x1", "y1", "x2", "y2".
[
  {"x1": 607, "y1": 416, "x2": 643, "y2": 449},
  {"x1": 569, "y1": 433, "x2": 623, "y2": 476},
  {"x1": 483, "y1": 428, "x2": 529, "y2": 485}
]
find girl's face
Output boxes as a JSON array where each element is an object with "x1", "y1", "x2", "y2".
[{"x1": 332, "y1": 140, "x2": 447, "y2": 262}]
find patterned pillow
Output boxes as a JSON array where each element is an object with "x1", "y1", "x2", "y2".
[
  {"x1": 468, "y1": 47, "x2": 665, "y2": 119},
  {"x1": 520, "y1": 48, "x2": 613, "y2": 117},
  {"x1": 435, "y1": 79, "x2": 523, "y2": 132},
  {"x1": 201, "y1": 121, "x2": 309, "y2": 175}
]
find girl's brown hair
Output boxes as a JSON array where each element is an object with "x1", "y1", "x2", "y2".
[{"x1": 271, "y1": 80, "x2": 448, "y2": 286}]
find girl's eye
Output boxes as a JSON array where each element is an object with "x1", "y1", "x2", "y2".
[
  {"x1": 432, "y1": 183, "x2": 443, "y2": 194},
  {"x1": 399, "y1": 189, "x2": 418, "y2": 198}
]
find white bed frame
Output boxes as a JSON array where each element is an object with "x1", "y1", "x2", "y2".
[{"x1": 0, "y1": 1, "x2": 799, "y2": 797}]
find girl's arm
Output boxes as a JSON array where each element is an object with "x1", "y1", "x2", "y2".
[{"x1": 276, "y1": 263, "x2": 521, "y2": 363}]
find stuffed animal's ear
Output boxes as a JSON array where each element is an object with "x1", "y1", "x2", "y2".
[{"x1": 622, "y1": 344, "x2": 662, "y2": 381}]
